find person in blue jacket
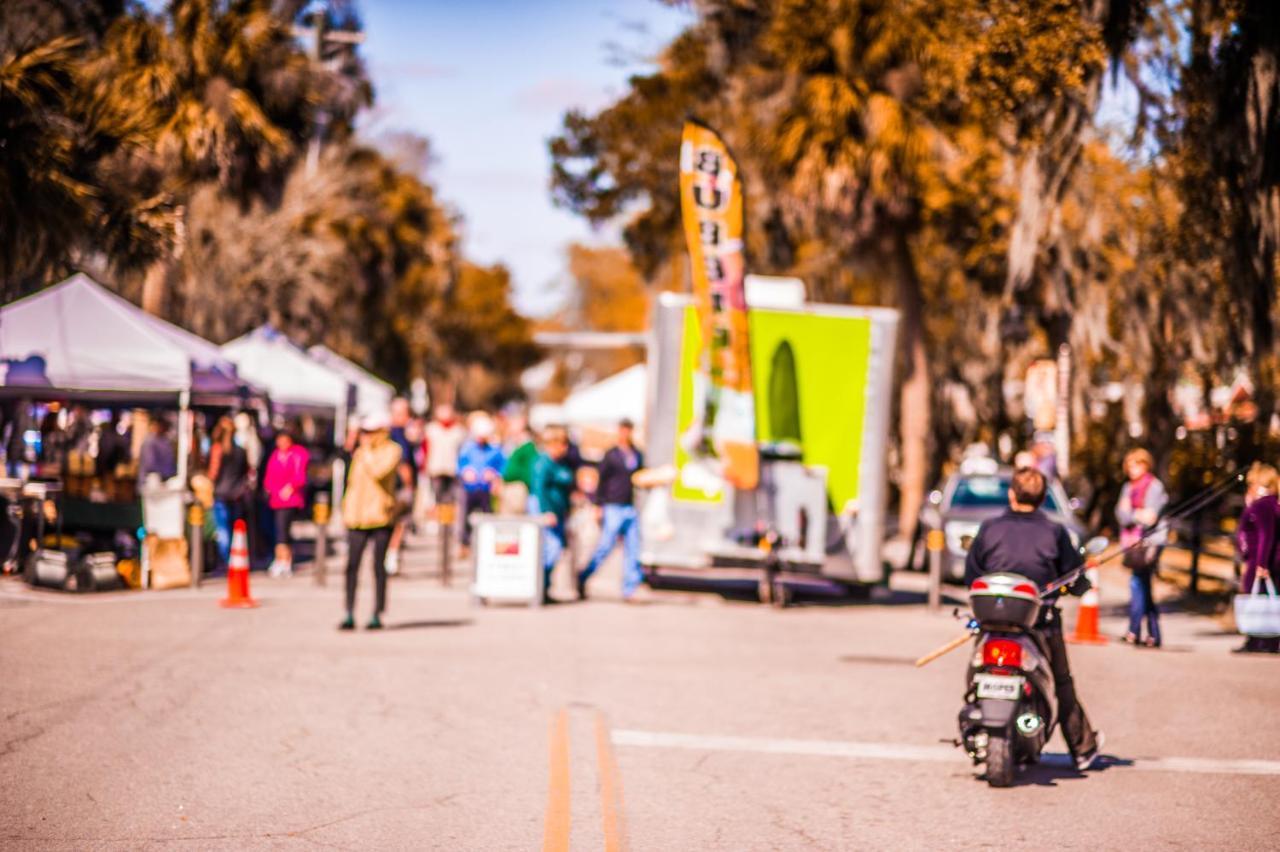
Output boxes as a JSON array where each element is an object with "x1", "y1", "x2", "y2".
[{"x1": 457, "y1": 414, "x2": 505, "y2": 554}]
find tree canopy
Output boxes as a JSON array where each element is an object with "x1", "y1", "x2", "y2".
[
  {"x1": 0, "y1": 0, "x2": 537, "y2": 401},
  {"x1": 551, "y1": 0, "x2": 1280, "y2": 526}
]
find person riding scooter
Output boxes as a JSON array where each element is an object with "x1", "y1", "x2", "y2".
[{"x1": 963, "y1": 466, "x2": 1105, "y2": 772}]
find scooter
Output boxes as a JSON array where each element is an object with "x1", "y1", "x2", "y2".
[{"x1": 955, "y1": 537, "x2": 1108, "y2": 787}]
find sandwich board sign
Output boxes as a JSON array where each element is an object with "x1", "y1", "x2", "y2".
[{"x1": 472, "y1": 515, "x2": 543, "y2": 607}]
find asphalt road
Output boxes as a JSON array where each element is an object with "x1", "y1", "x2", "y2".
[{"x1": 2, "y1": 537, "x2": 1277, "y2": 851}]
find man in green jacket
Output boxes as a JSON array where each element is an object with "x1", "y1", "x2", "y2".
[
  {"x1": 530, "y1": 426, "x2": 575, "y2": 603},
  {"x1": 501, "y1": 423, "x2": 539, "y2": 512}
]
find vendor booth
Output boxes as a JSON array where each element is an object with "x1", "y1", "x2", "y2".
[
  {"x1": 0, "y1": 273, "x2": 243, "y2": 406},
  {"x1": 0, "y1": 273, "x2": 256, "y2": 590},
  {"x1": 221, "y1": 326, "x2": 357, "y2": 519},
  {"x1": 306, "y1": 344, "x2": 394, "y2": 419},
  {"x1": 561, "y1": 363, "x2": 646, "y2": 431},
  {"x1": 221, "y1": 326, "x2": 354, "y2": 430},
  {"x1": 532, "y1": 364, "x2": 646, "y2": 460}
]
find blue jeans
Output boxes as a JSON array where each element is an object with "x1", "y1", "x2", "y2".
[
  {"x1": 213, "y1": 500, "x2": 233, "y2": 568},
  {"x1": 213, "y1": 499, "x2": 247, "y2": 569},
  {"x1": 1128, "y1": 570, "x2": 1161, "y2": 644},
  {"x1": 542, "y1": 520, "x2": 566, "y2": 592},
  {"x1": 580, "y1": 504, "x2": 643, "y2": 597}
]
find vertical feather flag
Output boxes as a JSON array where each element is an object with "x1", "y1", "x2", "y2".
[{"x1": 679, "y1": 120, "x2": 758, "y2": 489}]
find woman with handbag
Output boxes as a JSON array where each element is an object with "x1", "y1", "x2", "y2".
[
  {"x1": 1116, "y1": 448, "x2": 1167, "y2": 648},
  {"x1": 1234, "y1": 463, "x2": 1280, "y2": 654}
]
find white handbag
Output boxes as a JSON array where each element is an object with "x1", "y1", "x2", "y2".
[{"x1": 1234, "y1": 577, "x2": 1280, "y2": 638}]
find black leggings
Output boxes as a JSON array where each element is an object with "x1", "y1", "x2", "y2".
[{"x1": 346, "y1": 526, "x2": 392, "y2": 615}]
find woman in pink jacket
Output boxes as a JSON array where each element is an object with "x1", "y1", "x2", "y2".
[{"x1": 263, "y1": 428, "x2": 310, "y2": 577}]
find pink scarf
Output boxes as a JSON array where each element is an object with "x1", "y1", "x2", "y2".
[{"x1": 1120, "y1": 472, "x2": 1155, "y2": 547}]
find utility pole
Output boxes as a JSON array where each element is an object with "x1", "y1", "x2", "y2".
[
  {"x1": 292, "y1": 1, "x2": 365, "y2": 177},
  {"x1": 1055, "y1": 343, "x2": 1071, "y2": 480}
]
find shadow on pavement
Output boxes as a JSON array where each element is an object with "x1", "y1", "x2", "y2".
[
  {"x1": 978, "y1": 752, "x2": 1135, "y2": 788},
  {"x1": 386, "y1": 618, "x2": 474, "y2": 631},
  {"x1": 647, "y1": 574, "x2": 971, "y2": 608}
]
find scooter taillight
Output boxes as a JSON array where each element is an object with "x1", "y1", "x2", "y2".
[{"x1": 982, "y1": 638, "x2": 1023, "y2": 669}]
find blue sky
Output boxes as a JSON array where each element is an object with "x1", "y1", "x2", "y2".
[{"x1": 356, "y1": 0, "x2": 693, "y2": 315}]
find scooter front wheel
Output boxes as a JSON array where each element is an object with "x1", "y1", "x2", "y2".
[{"x1": 985, "y1": 733, "x2": 1016, "y2": 788}]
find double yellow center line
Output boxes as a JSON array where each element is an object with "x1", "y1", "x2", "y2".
[{"x1": 543, "y1": 706, "x2": 628, "y2": 851}]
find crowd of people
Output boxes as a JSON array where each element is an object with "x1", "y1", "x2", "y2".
[
  {"x1": 336, "y1": 400, "x2": 646, "y2": 628},
  {"x1": 7, "y1": 397, "x2": 1278, "y2": 656},
  {"x1": 0, "y1": 395, "x2": 649, "y2": 614}
]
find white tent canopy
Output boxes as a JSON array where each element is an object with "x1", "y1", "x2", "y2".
[
  {"x1": 560, "y1": 363, "x2": 647, "y2": 430},
  {"x1": 220, "y1": 326, "x2": 352, "y2": 417},
  {"x1": 306, "y1": 345, "x2": 395, "y2": 418},
  {"x1": 0, "y1": 273, "x2": 241, "y2": 397}
]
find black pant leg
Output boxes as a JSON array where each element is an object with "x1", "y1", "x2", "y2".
[
  {"x1": 370, "y1": 526, "x2": 391, "y2": 615},
  {"x1": 1142, "y1": 571, "x2": 1161, "y2": 642},
  {"x1": 460, "y1": 490, "x2": 489, "y2": 546},
  {"x1": 1042, "y1": 619, "x2": 1098, "y2": 758},
  {"x1": 345, "y1": 528, "x2": 369, "y2": 614}
]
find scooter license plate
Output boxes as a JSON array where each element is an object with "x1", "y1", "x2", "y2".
[{"x1": 974, "y1": 673, "x2": 1024, "y2": 700}]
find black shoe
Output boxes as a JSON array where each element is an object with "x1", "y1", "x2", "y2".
[
  {"x1": 338, "y1": 615, "x2": 355, "y2": 631},
  {"x1": 366, "y1": 614, "x2": 383, "y2": 630},
  {"x1": 1233, "y1": 637, "x2": 1267, "y2": 654}
]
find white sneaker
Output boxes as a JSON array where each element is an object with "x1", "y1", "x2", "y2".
[
  {"x1": 1076, "y1": 731, "x2": 1105, "y2": 771},
  {"x1": 385, "y1": 550, "x2": 399, "y2": 576},
  {"x1": 267, "y1": 560, "x2": 283, "y2": 578}
]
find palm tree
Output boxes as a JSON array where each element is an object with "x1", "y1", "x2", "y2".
[
  {"x1": 701, "y1": 0, "x2": 948, "y2": 536},
  {"x1": 90, "y1": 0, "x2": 318, "y2": 315},
  {"x1": 0, "y1": 36, "x2": 93, "y2": 294}
]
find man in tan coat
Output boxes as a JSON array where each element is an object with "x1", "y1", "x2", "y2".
[{"x1": 340, "y1": 412, "x2": 403, "y2": 630}]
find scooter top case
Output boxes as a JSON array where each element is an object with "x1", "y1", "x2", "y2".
[{"x1": 970, "y1": 572, "x2": 1042, "y2": 629}]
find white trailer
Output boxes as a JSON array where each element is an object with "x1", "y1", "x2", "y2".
[{"x1": 639, "y1": 292, "x2": 899, "y2": 601}]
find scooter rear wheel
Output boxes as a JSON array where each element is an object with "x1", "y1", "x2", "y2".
[{"x1": 985, "y1": 733, "x2": 1016, "y2": 788}]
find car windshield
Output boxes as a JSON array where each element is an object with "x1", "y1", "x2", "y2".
[{"x1": 950, "y1": 475, "x2": 1061, "y2": 512}]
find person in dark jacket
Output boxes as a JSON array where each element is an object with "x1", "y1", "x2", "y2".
[
  {"x1": 137, "y1": 415, "x2": 177, "y2": 485},
  {"x1": 208, "y1": 416, "x2": 251, "y2": 569},
  {"x1": 577, "y1": 419, "x2": 644, "y2": 600},
  {"x1": 964, "y1": 466, "x2": 1104, "y2": 772},
  {"x1": 1235, "y1": 462, "x2": 1280, "y2": 654},
  {"x1": 95, "y1": 410, "x2": 132, "y2": 478}
]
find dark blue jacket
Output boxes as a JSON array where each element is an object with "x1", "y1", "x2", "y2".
[
  {"x1": 963, "y1": 509, "x2": 1081, "y2": 596},
  {"x1": 593, "y1": 445, "x2": 642, "y2": 506}
]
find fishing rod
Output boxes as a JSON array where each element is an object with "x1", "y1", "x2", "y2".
[
  {"x1": 1040, "y1": 466, "x2": 1246, "y2": 599},
  {"x1": 917, "y1": 464, "x2": 1250, "y2": 666}
]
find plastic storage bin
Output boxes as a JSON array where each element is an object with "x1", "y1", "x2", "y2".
[{"x1": 140, "y1": 481, "x2": 186, "y2": 539}]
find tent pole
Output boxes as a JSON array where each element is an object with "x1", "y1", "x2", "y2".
[
  {"x1": 177, "y1": 390, "x2": 191, "y2": 484},
  {"x1": 332, "y1": 402, "x2": 348, "y2": 526}
]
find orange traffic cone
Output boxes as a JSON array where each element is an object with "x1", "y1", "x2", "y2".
[
  {"x1": 1068, "y1": 565, "x2": 1106, "y2": 644},
  {"x1": 220, "y1": 519, "x2": 259, "y2": 608}
]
